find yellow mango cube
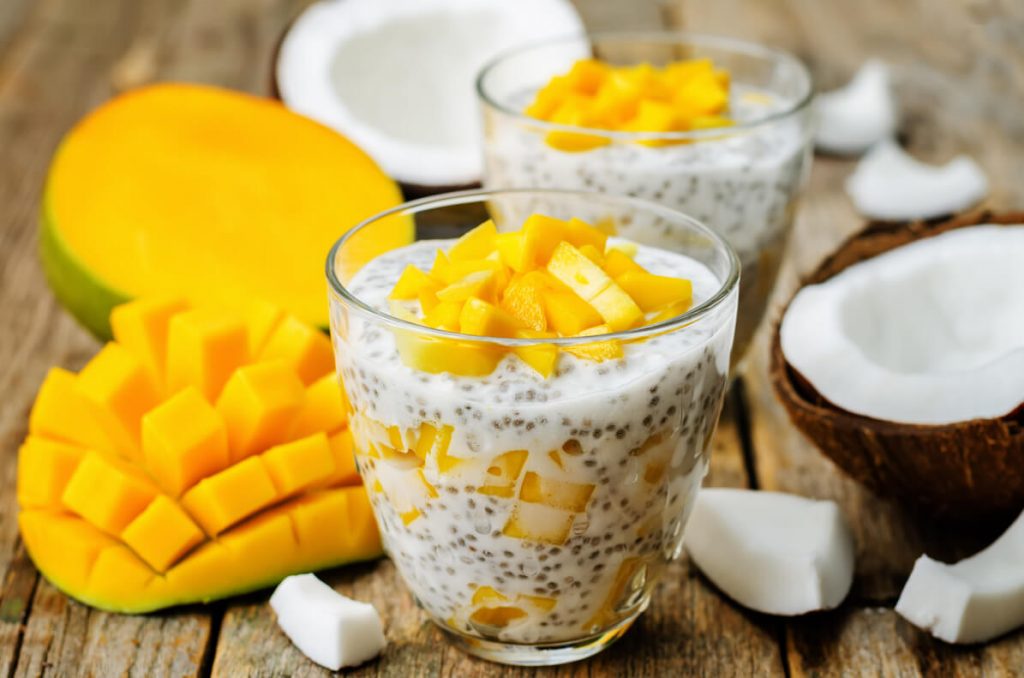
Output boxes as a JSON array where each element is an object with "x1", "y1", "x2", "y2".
[
  {"x1": 500, "y1": 271, "x2": 549, "y2": 331},
  {"x1": 216, "y1": 362, "x2": 305, "y2": 462},
  {"x1": 121, "y1": 495, "x2": 205, "y2": 572},
  {"x1": 77, "y1": 343, "x2": 160, "y2": 456},
  {"x1": 62, "y1": 451, "x2": 157, "y2": 534},
  {"x1": 615, "y1": 271, "x2": 693, "y2": 312},
  {"x1": 673, "y1": 71, "x2": 729, "y2": 117},
  {"x1": 17, "y1": 436, "x2": 85, "y2": 508},
  {"x1": 290, "y1": 373, "x2": 348, "y2": 440},
  {"x1": 88, "y1": 545, "x2": 156, "y2": 604},
  {"x1": 220, "y1": 510, "x2": 297, "y2": 573},
  {"x1": 258, "y1": 315, "x2": 335, "y2": 386},
  {"x1": 423, "y1": 300, "x2": 463, "y2": 330},
  {"x1": 459, "y1": 298, "x2": 524, "y2": 338},
  {"x1": 544, "y1": 130, "x2": 611, "y2": 153},
  {"x1": 519, "y1": 471, "x2": 595, "y2": 512},
  {"x1": 565, "y1": 218, "x2": 608, "y2": 251},
  {"x1": 324, "y1": 429, "x2": 360, "y2": 486},
  {"x1": 589, "y1": 282, "x2": 643, "y2": 331},
  {"x1": 564, "y1": 325, "x2": 624, "y2": 361},
  {"x1": 512, "y1": 329, "x2": 559, "y2": 378},
  {"x1": 110, "y1": 297, "x2": 189, "y2": 387},
  {"x1": 579, "y1": 243, "x2": 605, "y2": 265},
  {"x1": 394, "y1": 331, "x2": 503, "y2": 377},
  {"x1": 478, "y1": 449, "x2": 529, "y2": 498},
  {"x1": 502, "y1": 502, "x2": 574, "y2": 545},
  {"x1": 262, "y1": 433, "x2": 336, "y2": 496},
  {"x1": 389, "y1": 265, "x2": 439, "y2": 300},
  {"x1": 603, "y1": 248, "x2": 646, "y2": 277},
  {"x1": 541, "y1": 288, "x2": 603, "y2": 336},
  {"x1": 181, "y1": 456, "x2": 279, "y2": 535},
  {"x1": 522, "y1": 214, "x2": 569, "y2": 267},
  {"x1": 19, "y1": 510, "x2": 115, "y2": 592},
  {"x1": 241, "y1": 298, "x2": 285, "y2": 355},
  {"x1": 473, "y1": 585, "x2": 509, "y2": 606},
  {"x1": 166, "y1": 308, "x2": 249, "y2": 401},
  {"x1": 567, "y1": 58, "x2": 610, "y2": 94},
  {"x1": 290, "y1": 487, "x2": 381, "y2": 563},
  {"x1": 546, "y1": 241, "x2": 613, "y2": 302},
  {"x1": 143, "y1": 386, "x2": 229, "y2": 497},
  {"x1": 436, "y1": 270, "x2": 497, "y2": 304},
  {"x1": 623, "y1": 99, "x2": 677, "y2": 133},
  {"x1": 495, "y1": 232, "x2": 528, "y2": 272},
  {"x1": 29, "y1": 367, "x2": 117, "y2": 454},
  {"x1": 448, "y1": 220, "x2": 498, "y2": 262}
]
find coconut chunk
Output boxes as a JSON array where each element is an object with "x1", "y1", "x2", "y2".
[
  {"x1": 276, "y1": 0, "x2": 584, "y2": 188},
  {"x1": 684, "y1": 489, "x2": 855, "y2": 615},
  {"x1": 845, "y1": 140, "x2": 989, "y2": 220},
  {"x1": 780, "y1": 224, "x2": 1024, "y2": 425},
  {"x1": 896, "y1": 509, "x2": 1024, "y2": 643},
  {"x1": 270, "y1": 573, "x2": 385, "y2": 670},
  {"x1": 815, "y1": 60, "x2": 897, "y2": 155}
]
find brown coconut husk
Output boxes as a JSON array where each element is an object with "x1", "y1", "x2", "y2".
[{"x1": 770, "y1": 210, "x2": 1024, "y2": 523}]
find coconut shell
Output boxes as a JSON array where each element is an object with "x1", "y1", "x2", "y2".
[
  {"x1": 770, "y1": 210, "x2": 1024, "y2": 522},
  {"x1": 267, "y1": 19, "x2": 480, "y2": 201}
]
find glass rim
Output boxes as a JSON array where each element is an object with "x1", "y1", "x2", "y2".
[
  {"x1": 475, "y1": 30, "x2": 815, "y2": 142},
  {"x1": 325, "y1": 188, "x2": 740, "y2": 347}
]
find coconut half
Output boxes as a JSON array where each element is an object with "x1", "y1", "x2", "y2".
[
  {"x1": 771, "y1": 211, "x2": 1024, "y2": 520},
  {"x1": 895, "y1": 508, "x2": 1024, "y2": 644},
  {"x1": 846, "y1": 140, "x2": 989, "y2": 221},
  {"x1": 685, "y1": 489, "x2": 855, "y2": 616},
  {"x1": 815, "y1": 60, "x2": 897, "y2": 156},
  {"x1": 275, "y1": 0, "x2": 584, "y2": 192}
]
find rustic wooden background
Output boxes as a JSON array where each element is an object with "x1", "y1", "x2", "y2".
[{"x1": 1, "y1": 0, "x2": 1023, "y2": 675}]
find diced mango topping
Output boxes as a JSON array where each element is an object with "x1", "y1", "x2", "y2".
[
  {"x1": 526, "y1": 58, "x2": 733, "y2": 151},
  {"x1": 386, "y1": 214, "x2": 694, "y2": 377}
]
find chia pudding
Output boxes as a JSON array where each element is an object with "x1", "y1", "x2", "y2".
[
  {"x1": 478, "y1": 36, "x2": 813, "y2": 365},
  {"x1": 331, "y1": 238, "x2": 737, "y2": 645}
]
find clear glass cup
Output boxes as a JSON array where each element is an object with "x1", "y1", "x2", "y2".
[
  {"x1": 326, "y1": 189, "x2": 739, "y2": 666},
  {"x1": 477, "y1": 33, "x2": 813, "y2": 369}
]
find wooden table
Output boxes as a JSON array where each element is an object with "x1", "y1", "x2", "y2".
[{"x1": 1, "y1": 0, "x2": 1022, "y2": 675}]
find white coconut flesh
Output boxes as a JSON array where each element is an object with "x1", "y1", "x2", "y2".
[
  {"x1": 815, "y1": 59, "x2": 897, "y2": 155},
  {"x1": 684, "y1": 489, "x2": 855, "y2": 616},
  {"x1": 780, "y1": 225, "x2": 1024, "y2": 426},
  {"x1": 845, "y1": 140, "x2": 989, "y2": 221},
  {"x1": 896, "y1": 508, "x2": 1024, "y2": 644},
  {"x1": 276, "y1": 0, "x2": 584, "y2": 187},
  {"x1": 270, "y1": 573, "x2": 386, "y2": 670}
]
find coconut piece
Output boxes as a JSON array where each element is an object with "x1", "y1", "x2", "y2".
[
  {"x1": 896, "y1": 509, "x2": 1024, "y2": 643},
  {"x1": 815, "y1": 59, "x2": 897, "y2": 155},
  {"x1": 276, "y1": 0, "x2": 584, "y2": 191},
  {"x1": 771, "y1": 211, "x2": 1024, "y2": 521},
  {"x1": 685, "y1": 489, "x2": 855, "y2": 615},
  {"x1": 845, "y1": 140, "x2": 989, "y2": 220},
  {"x1": 270, "y1": 573, "x2": 385, "y2": 670},
  {"x1": 780, "y1": 224, "x2": 1024, "y2": 425}
]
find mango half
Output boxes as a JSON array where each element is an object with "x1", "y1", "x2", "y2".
[
  {"x1": 17, "y1": 298, "x2": 381, "y2": 613},
  {"x1": 40, "y1": 83, "x2": 407, "y2": 339}
]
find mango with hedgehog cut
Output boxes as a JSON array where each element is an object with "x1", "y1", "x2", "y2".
[
  {"x1": 17, "y1": 298, "x2": 381, "y2": 613},
  {"x1": 40, "y1": 83, "x2": 406, "y2": 339}
]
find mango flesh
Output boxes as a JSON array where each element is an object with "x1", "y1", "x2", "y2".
[
  {"x1": 40, "y1": 83, "x2": 408, "y2": 339},
  {"x1": 386, "y1": 214, "x2": 694, "y2": 378},
  {"x1": 17, "y1": 298, "x2": 381, "y2": 614},
  {"x1": 524, "y1": 58, "x2": 734, "y2": 152}
]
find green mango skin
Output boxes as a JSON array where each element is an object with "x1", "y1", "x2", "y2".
[{"x1": 39, "y1": 191, "x2": 129, "y2": 341}]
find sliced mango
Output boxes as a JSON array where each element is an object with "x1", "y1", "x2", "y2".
[
  {"x1": 166, "y1": 308, "x2": 248, "y2": 401},
  {"x1": 502, "y1": 502, "x2": 575, "y2": 545},
  {"x1": 258, "y1": 315, "x2": 334, "y2": 386},
  {"x1": 143, "y1": 386, "x2": 229, "y2": 497},
  {"x1": 478, "y1": 450, "x2": 529, "y2": 498},
  {"x1": 519, "y1": 472, "x2": 595, "y2": 512},
  {"x1": 216, "y1": 362, "x2": 305, "y2": 462},
  {"x1": 40, "y1": 83, "x2": 405, "y2": 338},
  {"x1": 110, "y1": 296, "x2": 189, "y2": 387},
  {"x1": 18, "y1": 299, "x2": 382, "y2": 613},
  {"x1": 615, "y1": 271, "x2": 693, "y2": 313}
]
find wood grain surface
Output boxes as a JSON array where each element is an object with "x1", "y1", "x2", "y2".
[{"x1": 0, "y1": 0, "x2": 1021, "y2": 675}]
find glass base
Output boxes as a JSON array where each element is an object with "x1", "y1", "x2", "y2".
[{"x1": 438, "y1": 611, "x2": 641, "y2": 666}]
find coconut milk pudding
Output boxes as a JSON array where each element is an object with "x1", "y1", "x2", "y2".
[
  {"x1": 481, "y1": 54, "x2": 812, "y2": 364},
  {"x1": 332, "y1": 216, "x2": 737, "y2": 647}
]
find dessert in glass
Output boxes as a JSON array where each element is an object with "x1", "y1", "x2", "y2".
[
  {"x1": 478, "y1": 33, "x2": 813, "y2": 367},
  {"x1": 326, "y1": 189, "x2": 738, "y2": 665}
]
